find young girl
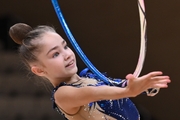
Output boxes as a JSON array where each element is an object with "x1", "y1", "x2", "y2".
[{"x1": 9, "y1": 23, "x2": 171, "y2": 120}]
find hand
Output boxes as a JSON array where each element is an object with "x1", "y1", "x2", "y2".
[{"x1": 125, "y1": 71, "x2": 171, "y2": 97}]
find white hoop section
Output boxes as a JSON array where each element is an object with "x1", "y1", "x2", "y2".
[{"x1": 135, "y1": 0, "x2": 160, "y2": 96}]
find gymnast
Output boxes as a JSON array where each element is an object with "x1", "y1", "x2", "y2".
[{"x1": 9, "y1": 23, "x2": 170, "y2": 120}]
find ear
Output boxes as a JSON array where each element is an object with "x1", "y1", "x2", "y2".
[{"x1": 31, "y1": 66, "x2": 46, "y2": 77}]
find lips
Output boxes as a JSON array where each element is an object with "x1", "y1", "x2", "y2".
[{"x1": 65, "y1": 60, "x2": 74, "y2": 67}]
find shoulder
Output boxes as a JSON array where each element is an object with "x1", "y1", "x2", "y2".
[
  {"x1": 53, "y1": 85, "x2": 80, "y2": 110},
  {"x1": 54, "y1": 85, "x2": 75, "y2": 100},
  {"x1": 54, "y1": 78, "x2": 98, "y2": 98},
  {"x1": 53, "y1": 86, "x2": 83, "y2": 116}
]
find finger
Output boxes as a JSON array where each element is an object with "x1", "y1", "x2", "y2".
[
  {"x1": 139, "y1": 72, "x2": 163, "y2": 81},
  {"x1": 148, "y1": 71, "x2": 163, "y2": 77},
  {"x1": 153, "y1": 79, "x2": 171, "y2": 84},
  {"x1": 152, "y1": 83, "x2": 168, "y2": 88},
  {"x1": 151, "y1": 76, "x2": 170, "y2": 80},
  {"x1": 125, "y1": 74, "x2": 135, "y2": 80}
]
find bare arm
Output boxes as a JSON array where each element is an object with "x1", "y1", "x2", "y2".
[
  {"x1": 54, "y1": 71, "x2": 170, "y2": 113},
  {"x1": 55, "y1": 85, "x2": 129, "y2": 109}
]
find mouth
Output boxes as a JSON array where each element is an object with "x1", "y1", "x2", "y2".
[{"x1": 65, "y1": 60, "x2": 75, "y2": 68}]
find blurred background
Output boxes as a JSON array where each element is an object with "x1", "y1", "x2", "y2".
[{"x1": 0, "y1": 0, "x2": 179, "y2": 120}]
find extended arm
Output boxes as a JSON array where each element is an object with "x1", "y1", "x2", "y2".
[{"x1": 54, "y1": 71, "x2": 170, "y2": 114}]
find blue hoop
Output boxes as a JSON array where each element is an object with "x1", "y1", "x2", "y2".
[{"x1": 51, "y1": 0, "x2": 109, "y2": 84}]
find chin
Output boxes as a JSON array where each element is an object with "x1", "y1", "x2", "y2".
[
  {"x1": 69, "y1": 66, "x2": 78, "y2": 75},
  {"x1": 73, "y1": 66, "x2": 78, "y2": 73}
]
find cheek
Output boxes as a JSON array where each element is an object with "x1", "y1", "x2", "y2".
[
  {"x1": 43, "y1": 59, "x2": 63, "y2": 71},
  {"x1": 71, "y1": 50, "x2": 76, "y2": 58},
  {"x1": 47, "y1": 63, "x2": 64, "y2": 75},
  {"x1": 50, "y1": 60, "x2": 64, "y2": 68}
]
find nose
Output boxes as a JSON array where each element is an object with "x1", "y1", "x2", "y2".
[{"x1": 63, "y1": 50, "x2": 71, "y2": 60}]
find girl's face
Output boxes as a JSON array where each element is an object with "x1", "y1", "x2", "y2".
[{"x1": 37, "y1": 32, "x2": 78, "y2": 80}]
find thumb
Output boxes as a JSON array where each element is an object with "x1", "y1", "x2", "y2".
[{"x1": 126, "y1": 74, "x2": 135, "y2": 80}]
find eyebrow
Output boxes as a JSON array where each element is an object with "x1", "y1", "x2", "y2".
[{"x1": 46, "y1": 40, "x2": 66, "y2": 55}]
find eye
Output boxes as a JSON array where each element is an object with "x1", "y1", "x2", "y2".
[
  {"x1": 53, "y1": 52, "x2": 59, "y2": 58},
  {"x1": 64, "y1": 45, "x2": 69, "y2": 49}
]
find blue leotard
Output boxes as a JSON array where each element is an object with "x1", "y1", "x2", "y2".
[{"x1": 51, "y1": 68, "x2": 140, "y2": 120}]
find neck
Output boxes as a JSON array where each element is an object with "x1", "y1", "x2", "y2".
[{"x1": 50, "y1": 74, "x2": 81, "y2": 87}]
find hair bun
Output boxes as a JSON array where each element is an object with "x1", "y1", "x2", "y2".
[{"x1": 9, "y1": 23, "x2": 32, "y2": 45}]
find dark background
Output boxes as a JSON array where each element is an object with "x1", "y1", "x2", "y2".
[{"x1": 0, "y1": 0, "x2": 179, "y2": 120}]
